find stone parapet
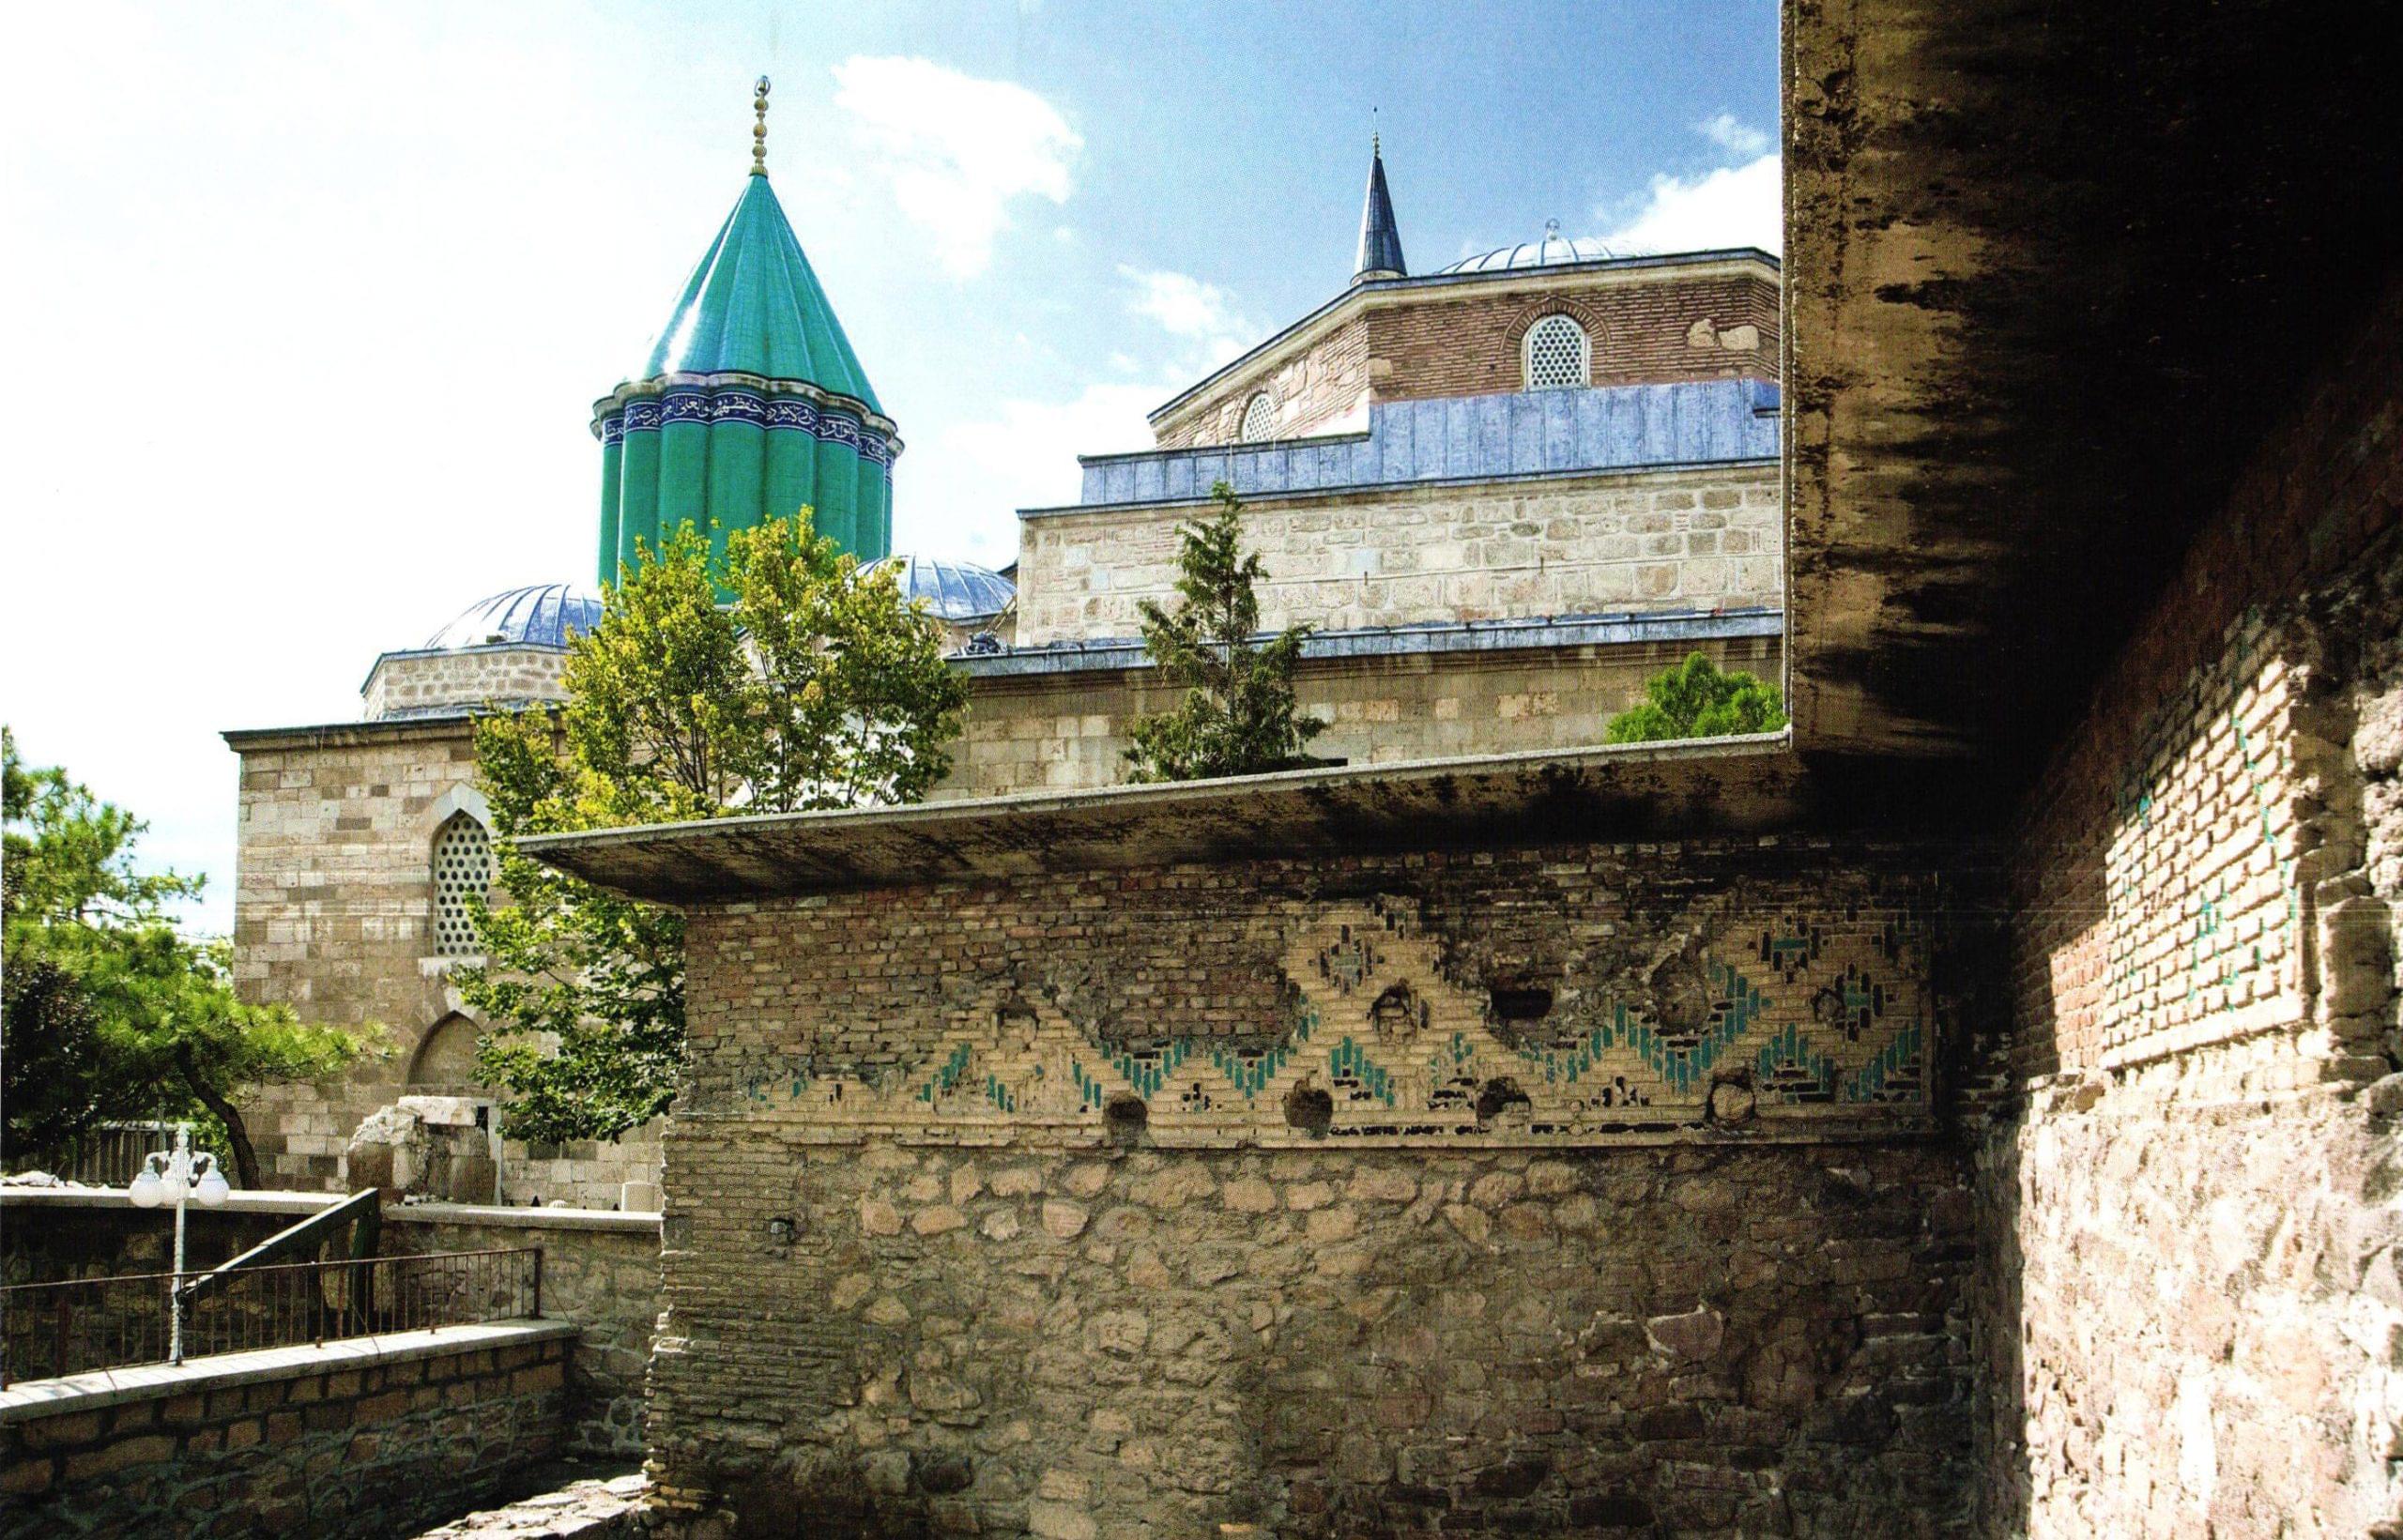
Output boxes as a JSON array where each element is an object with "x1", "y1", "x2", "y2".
[{"x1": 0, "y1": 1321, "x2": 574, "y2": 1539}]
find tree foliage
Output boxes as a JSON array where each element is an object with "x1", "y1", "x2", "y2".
[
  {"x1": 1602, "y1": 652, "x2": 1790, "y2": 744},
  {"x1": 459, "y1": 512, "x2": 968, "y2": 1143},
  {"x1": 1122, "y1": 482, "x2": 1327, "y2": 783},
  {"x1": 2, "y1": 728, "x2": 373, "y2": 1183}
]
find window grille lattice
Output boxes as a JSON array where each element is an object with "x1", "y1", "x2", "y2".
[
  {"x1": 431, "y1": 815, "x2": 492, "y2": 957},
  {"x1": 1523, "y1": 314, "x2": 1589, "y2": 389},
  {"x1": 1238, "y1": 392, "x2": 1277, "y2": 442}
]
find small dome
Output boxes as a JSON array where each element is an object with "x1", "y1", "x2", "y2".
[
  {"x1": 425, "y1": 584, "x2": 603, "y2": 650},
  {"x1": 865, "y1": 556, "x2": 1016, "y2": 622},
  {"x1": 1436, "y1": 222, "x2": 1617, "y2": 275}
]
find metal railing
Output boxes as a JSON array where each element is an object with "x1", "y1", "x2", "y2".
[
  {"x1": 4, "y1": 1121, "x2": 187, "y2": 1185},
  {"x1": 0, "y1": 1247, "x2": 542, "y2": 1387}
]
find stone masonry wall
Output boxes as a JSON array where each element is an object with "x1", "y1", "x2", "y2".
[
  {"x1": 360, "y1": 646, "x2": 570, "y2": 723},
  {"x1": 227, "y1": 719, "x2": 666, "y2": 1207},
  {"x1": 1014, "y1": 463, "x2": 1780, "y2": 647},
  {"x1": 229, "y1": 721, "x2": 486, "y2": 1191},
  {"x1": 1975, "y1": 282, "x2": 2403, "y2": 1533},
  {"x1": 0, "y1": 1326, "x2": 573, "y2": 1539},
  {"x1": 933, "y1": 633, "x2": 1783, "y2": 800},
  {"x1": 647, "y1": 836, "x2": 1977, "y2": 1536},
  {"x1": 387, "y1": 1212, "x2": 660, "y2": 1457}
]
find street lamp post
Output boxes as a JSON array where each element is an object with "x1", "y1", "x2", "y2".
[{"x1": 128, "y1": 1123, "x2": 231, "y2": 1365}]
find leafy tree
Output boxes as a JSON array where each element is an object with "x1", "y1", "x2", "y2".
[
  {"x1": 1602, "y1": 652, "x2": 1790, "y2": 744},
  {"x1": 460, "y1": 512, "x2": 968, "y2": 1143},
  {"x1": 1123, "y1": 482, "x2": 1327, "y2": 783},
  {"x1": 2, "y1": 728, "x2": 372, "y2": 1184}
]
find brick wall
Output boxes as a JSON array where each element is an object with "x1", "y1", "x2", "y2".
[
  {"x1": 1975, "y1": 280, "x2": 2403, "y2": 1533},
  {"x1": 1153, "y1": 266, "x2": 1781, "y2": 450},
  {"x1": 1014, "y1": 463, "x2": 1782, "y2": 646},
  {"x1": 644, "y1": 835, "x2": 1976, "y2": 1534},
  {"x1": 0, "y1": 1324, "x2": 573, "y2": 1539},
  {"x1": 1367, "y1": 270, "x2": 1779, "y2": 404},
  {"x1": 935, "y1": 633, "x2": 1783, "y2": 800},
  {"x1": 1156, "y1": 317, "x2": 1369, "y2": 450}
]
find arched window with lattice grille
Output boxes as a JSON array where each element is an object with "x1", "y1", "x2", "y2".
[
  {"x1": 1523, "y1": 313, "x2": 1590, "y2": 390},
  {"x1": 1238, "y1": 391, "x2": 1277, "y2": 442},
  {"x1": 430, "y1": 813, "x2": 492, "y2": 958}
]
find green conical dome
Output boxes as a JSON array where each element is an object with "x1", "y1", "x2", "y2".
[
  {"x1": 638, "y1": 175, "x2": 882, "y2": 411},
  {"x1": 594, "y1": 92, "x2": 898, "y2": 588}
]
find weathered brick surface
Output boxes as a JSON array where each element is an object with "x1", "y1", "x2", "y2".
[
  {"x1": 1155, "y1": 267, "x2": 1780, "y2": 450},
  {"x1": 1156, "y1": 316, "x2": 1370, "y2": 449},
  {"x1": 0, "y1": 1334, "x2": 571, "y2": 1539},
  {"x1": 934, "y1": 633, "x2": 1783, "y2": 800},
  {"x1": 646, "y1": 837, "x2": 1978, "y2": 1535},
  {"x1": 1977, "y1": 282, "x2": 2403, "y2": 1533},
  {"x1": 1366, "y1": 271, "x2": 1779, "y2": 405},
  {"x1": 1015, "y1": 464, "x2": 1782, "y2": 647}
]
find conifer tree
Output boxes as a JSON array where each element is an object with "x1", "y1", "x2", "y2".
[
  {"x1": 2, "y1": 729, "x2": 371, "y2": 1183},
  {"x1": 1602, "y1": 651, "x2": 1788, "y2": 743},
  {"x1": 1122, "y1": 482, "x2": 1327, "y2": 783}
]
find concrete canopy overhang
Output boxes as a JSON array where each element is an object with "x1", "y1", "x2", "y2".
[
  {"x1": 1783, "y1": 0, "x2": 2403, "y2": 768},
  {"x1": 517, "y1": 736, "x2": 1894, "y2": 903}
]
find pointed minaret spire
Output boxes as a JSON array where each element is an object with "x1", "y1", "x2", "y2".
[
  {"x1": 1353, "y1": 123, "x2": 1406, "y2": 284},
  {"x1": 751, "y1": 76, "x2": 771, "y2": 176}
]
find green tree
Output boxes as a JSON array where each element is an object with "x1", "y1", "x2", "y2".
[
  {"x1": 1123, "y1": 482, "x2": 1327, "y2": 783},
  {"x1": 1602, "y1": 652, "x2": 1790, "y2": 744},
  {"x1": 2, "y1": 729, "x2": 372, "y2": 1184},
  {"x1": 460, "y1": 512, "x2": 968, "y2": 1143}
]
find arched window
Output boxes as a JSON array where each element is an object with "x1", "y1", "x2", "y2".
[
  {"x1": 1523, "y1": 313, "x2": 1590, "y2": 390},
  {"x1": 1237, "y1": 391, "x2": 1277, "y2": 443},
  {"x1": 430, "y1": 813, "x2": 492, "y2": 957}
]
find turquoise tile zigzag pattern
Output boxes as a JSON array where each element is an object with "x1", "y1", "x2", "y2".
[{"x1": 734, "y1": 896, "x2": 1931, "y2": 1144}]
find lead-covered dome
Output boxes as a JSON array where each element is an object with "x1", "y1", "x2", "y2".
[
  {"x1": 424, "y1": 584, "x2": 603, "y2": 650},
  {"x1": 865, "y1": 556, "x2": 1016, "y2": 622},
  {"x1": 1436, "y1": 221, "x2": 1617, "y2": 275}
]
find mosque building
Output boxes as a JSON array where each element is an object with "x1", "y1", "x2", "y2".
[{"x1": 221, "y1": 86, "x2": 1783, "y2": 1200}]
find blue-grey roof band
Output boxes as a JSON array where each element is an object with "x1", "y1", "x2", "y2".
[
  {"x1": 1069, "y1": 377, "x2": 1780, "y2": 510},
  {"x1": 954, "y1": 606, "x2": 1782, "y2": 677}
]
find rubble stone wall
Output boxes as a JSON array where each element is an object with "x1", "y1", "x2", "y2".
[
  {"x1": 646, "y1": 837, "x2": 1978, "y2": 1536},
  {"x1": 1976, "y1": 286, "x2": 2403, "y2": 1533}
]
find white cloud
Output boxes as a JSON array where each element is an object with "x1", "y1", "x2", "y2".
[
  {"x1": 1697, "y1": 113, "x2": 1771, "y2": 159},
  {"x1": 1595, "y1": 152, "x2": 1782, "y2": 256},
  {"x1": 832, "y1": 55, "x2": 1080, "y2": 280},
  {"x1": 905, "y1": 380, "x2": 1170, "y2": 563},
  {"x1": 1117, "y1": 265, "x2": 1252, "y2": 363}
]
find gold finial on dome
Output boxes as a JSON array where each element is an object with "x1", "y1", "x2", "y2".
[{"x1": 752, "y1": 75, "x2": 771, "y2": 175}]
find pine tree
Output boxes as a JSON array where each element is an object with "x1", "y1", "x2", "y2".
[
  {"x1": 1602, "y1": 651, "x2": 1788, "y2": 743},
  {"x1": 1123, "y1": 482, "x2": 1327, "y2": 783}
]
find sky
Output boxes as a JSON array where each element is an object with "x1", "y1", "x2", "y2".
[{"x1": 0, "y1": 0, "x2": 1781, "y2": 936}]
